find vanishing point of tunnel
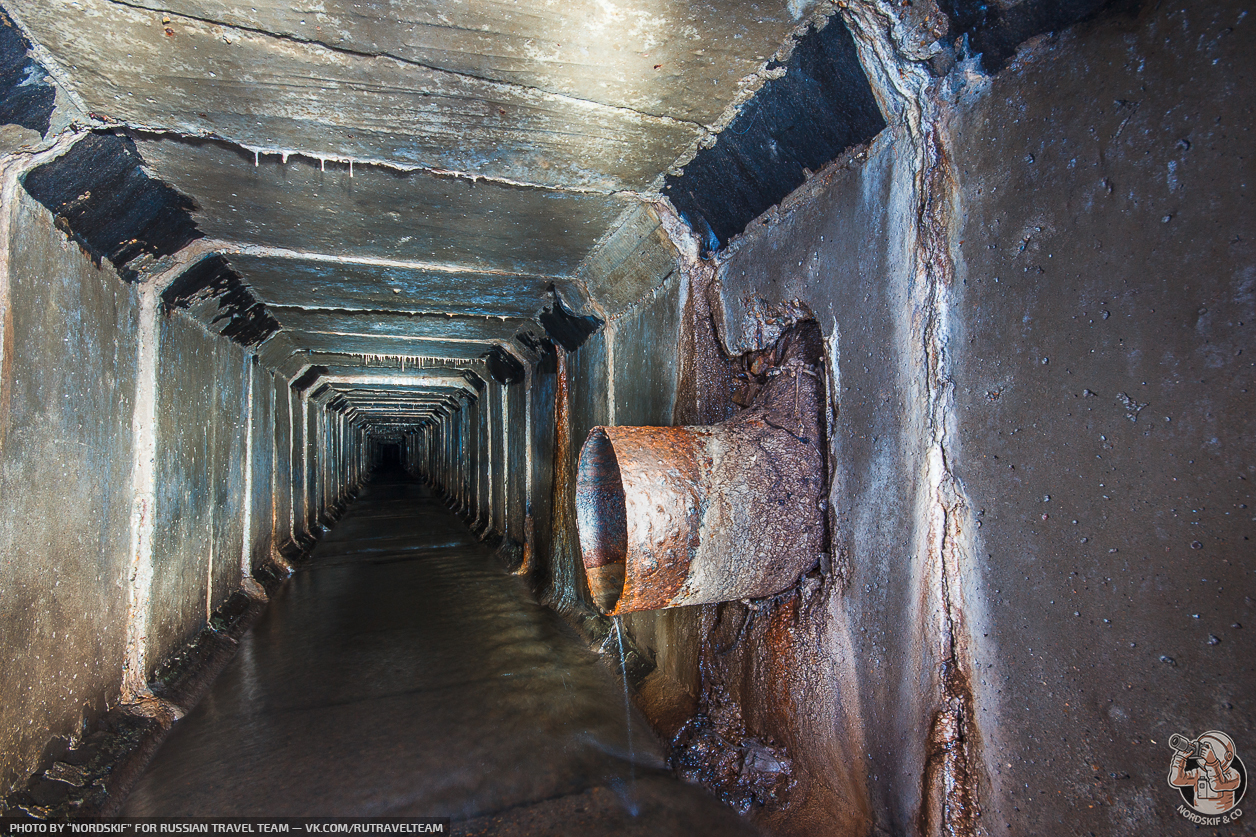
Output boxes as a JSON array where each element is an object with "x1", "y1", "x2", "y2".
[{"x1": 0, "y1": 0, "x2": 1252, "y2": 834}]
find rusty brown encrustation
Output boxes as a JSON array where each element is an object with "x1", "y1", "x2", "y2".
[{"x1": 576, "y1": 330, "x2": 826, "y2": 614}]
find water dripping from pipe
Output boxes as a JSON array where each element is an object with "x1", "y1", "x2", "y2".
[{"x1": 611, "y1": 616, "x2": 639, "y2": 816}]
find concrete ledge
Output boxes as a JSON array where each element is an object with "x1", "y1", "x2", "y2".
[
  {"x1": 0, "y1": 582, "x2": 271, "y2": 820},
  {"x1": 493, "y1": 537, "x2": 524, "y2": 571}
]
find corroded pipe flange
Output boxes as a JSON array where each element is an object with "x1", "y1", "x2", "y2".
[{"x1": 576, "y1": 342, "x2": 826, "y2": 613}]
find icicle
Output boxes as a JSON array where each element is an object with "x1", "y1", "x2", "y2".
[
  {"x1": 253, "y1": 150, "x2": 259, "y2": 166},
  {"x1": 320, "y1": 157, "x2": 326, "y2": 172},
  {"x1": 349, "y1": 160, "x2": 354, "y2": 178},
  {"x1": 281, "y1": 151, "x2": 290, "y2": 165}
]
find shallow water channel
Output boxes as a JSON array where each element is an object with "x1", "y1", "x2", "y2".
[{"x1": 122, "y1": 469, "x2": 756, "y2": 835}]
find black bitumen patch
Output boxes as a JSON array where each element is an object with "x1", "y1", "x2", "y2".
[
  {"x1": 937, "y1": 0, "x2": 1143, "y2": 73},
  {"x1": 0, "y1": 8, "x2": 55, "y2": 135},
  {"x1": 538, "y1": 293, "x2": 602, "y2": 352},
  {"x1": 161, "y1": 255, "x2": 280, "y2": 348},
  {"x1": 291, "y1": 365, "x2": 329, "y2": 394},
  {"x1": 514, "y1": 330, "x2": 545, "y2": 355},
  {"x1": 485, "y1": 346, "x2": 525, "y2": 385},
  {"x1": 22, "y1": 133, "x2": 202, "y2": 280},
  {"x1": 663, "y1": 16, "x2": 885, "y2": 255},
  {"x1": 516, "y1": 330, "x2": 558, "y2": 374}
]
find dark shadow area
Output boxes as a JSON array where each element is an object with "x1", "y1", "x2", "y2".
[
  {"x1": 375, "y1": 442, "x2": 404, "y2": 475},
  {"x1": 0, "y1": 7, "x2": 56, "y2": 135},
  {"x1": 538, "y1": 291, "x2": 602, "y2": 352},
  {"x1": 936, "y1": 0, "x2": 1144, "y2": 72}
]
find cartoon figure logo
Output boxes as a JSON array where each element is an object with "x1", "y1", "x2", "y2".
[{"x1": 1168, "y1": 731, "x2": 1246, "y2": 823}]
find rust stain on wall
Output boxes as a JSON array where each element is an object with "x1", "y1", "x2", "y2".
[{"x1": 920, "y1": 665, "x2": 978, "y2": 837}]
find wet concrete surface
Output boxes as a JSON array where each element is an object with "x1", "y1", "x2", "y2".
[{"x1": 122, "y1": 466, "x2": 757, "y2": 835}]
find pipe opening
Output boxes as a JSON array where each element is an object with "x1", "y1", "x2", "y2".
[{"x1": 575, "y1": 428, "x2": 627, "y2": 613}]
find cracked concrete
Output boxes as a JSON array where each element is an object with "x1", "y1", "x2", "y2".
[
  {"x1": 97, "y1": 0, "x2": 815, "y2": 125},
  {"x1": 98, "y1": 0, "x2": 710, "y2": 130},
  {"x1": 6, "y1": 0, "x2": 700, "y2": 192}
]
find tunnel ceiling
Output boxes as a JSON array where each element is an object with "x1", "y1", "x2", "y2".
[{"x1": 6, "y1": 0, "x2": 885, "y2": 428}]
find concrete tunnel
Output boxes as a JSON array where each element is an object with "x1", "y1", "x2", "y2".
[{"x1": 0, "y1": 0, "x2": 1252, "y2": 833}]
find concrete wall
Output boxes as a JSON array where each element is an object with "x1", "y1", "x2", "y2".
[
  {"x1": 712, "y1": 126, "x2": 937, "y2": 837},
  {"x1": 270, "y1": 372, "x2": 294, "y2": 550},
  {"x1": 303, "y1": 395, "x2": 317, "y2": 532},
  {"x1": 244, "y1": 359, "x2": 274, "y2": 573},
  {"x1": 0, "y1": 190, "x2": 140, "y2": 793},
  {"x1": 609, "y1": 272, "x2": 682, "y2": 429},
  {"x1": 490, "y1": 382, "x2": 506, "y2": 536},
  {"x1": 148, "y1": 314, "x2": 248, "y2": 669},
  {"x1": 946, "y1": 2, "x2": 1254, "y2": 831},
  {"x1": 507, "y1": 383, "x2": 527, "y2": 548},
  {"x1": 528, "y1": 355, "x2": 557, "y2": 578},
  {"x1": 294, "y1": 394, "x2": 310, "y2": 540},
  {"x1": 538, "y1": 331, "x2": 610, "y2": 609},
  {"x1": 480, "y1": 392, "x2": 490, "y2": 528}
]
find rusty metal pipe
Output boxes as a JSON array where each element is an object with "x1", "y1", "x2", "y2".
[{"x1": 577, "y1": 406, "x2": 825, "y2": 614}]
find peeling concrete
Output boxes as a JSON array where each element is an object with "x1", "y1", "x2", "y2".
[
  {"x1": 0, "y1": 7, "x2": 55, "y2": 136},
  {"x1": 664, "y1": 13, "x2": 886, "y2": 252},
  {"x1": 22, "y1": 132, "x2": 202, "y2": 280}
]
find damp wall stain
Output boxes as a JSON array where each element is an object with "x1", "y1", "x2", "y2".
[
  {"x1": 0, "y1": 191, "x2": 139, "y2": 795},
  {"x1": 714, "y1": 126, "x2": 941, "y2": 836},
  {"x1": 148, "y1": 312, "x2": 250, "y2": 676}
]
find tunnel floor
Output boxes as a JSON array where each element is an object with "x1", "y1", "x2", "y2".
[{"x1": 121, "y1": 467, "x2": 756, "y2": 835}]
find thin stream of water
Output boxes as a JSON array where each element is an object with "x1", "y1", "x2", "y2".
[{"x1": 613, "y1": 615, "x2": 639, "y2": 814}]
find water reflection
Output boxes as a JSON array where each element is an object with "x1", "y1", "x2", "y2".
[{"x1": 123, "y1": 470, "x2": 756, "y2": 835}]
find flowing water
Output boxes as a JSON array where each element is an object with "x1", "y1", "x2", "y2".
[
  {"x1": 611, "y1": 616, "x2": 638, "y2": 815},
  {"x1": 121, "y1": 466, "x2": 757, "y2": 835}
]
